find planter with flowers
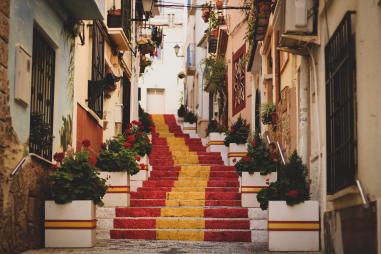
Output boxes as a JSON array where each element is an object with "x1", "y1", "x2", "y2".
[
  {"x1": 206, "y1": 119, "x2": 227, "y2": 163},
  {"x1": 124, "y1": 120, "x2": 153, "y2": 191},
  {"x1": 96, "y1": 136, "x2": 140, "y2": 207},
  {"x1": 139, "y1": 104, "x2": 155, "y2": 141},
  {"x1": 235, "y1": 133, "x2": 278, "y2": 207},
  {"x1": 260, "y1": 103, "x2": 276, "y2": 125},
  {"x1": 224, "y1": 116, "x2": 250, "y2": 166},
  {"x1": 45, "y1": 141, "x2": 107, "y2": 247},
  {"x1": 177, "y1": 104, "x2": 186, "y2": 125},
  {"x1": 257, "y1": 152, "x2": 319, "y2": 251},
  {"x1": 183, "y1": 111, "x2": 198, "y2": 138}
]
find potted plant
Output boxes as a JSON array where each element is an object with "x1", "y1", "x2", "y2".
[
  {"x1": 177, "y1": 104, "x2": 186, "y2": 124},
  {"x1": 235, "y1": 132, "x2": 279, "y2": 207},
  {"x1": 208, "y1": 11, "x2": 219, "y2": 38},
  {"x1": 206, "y1": 120, "x2": 227, "y2": 162},
  {"x1": 215, "y1": 0, "x2": 223, "y2": 10},
  {"x1": 224, "y1": 116, "x2": 250, "y2": 166},
  {"x1": 96, "y1": 136, "x2": 140, "y2": 207},
  {"x1": 257, "y1": 152, "x2": 319, "y2": 251},
  {"x1": 45, "y1": 140, "x2": 107, "y2": 247},
  {"x1": 138, "y1": 104, "x2": 155, "y2": 138},
  {"x1": 107, "y1": 8, "x2": 122, "y2": 28},
  {"x1": 138, "y1": 38, "x2": 156, "y2": 55},
  {"x1": 260, "y1": 102, "x2": 276, "y2": 125},
  {"x1": 124, "y1": 120, "x2": 153, "y2": 191},
  {"x1": 183, "y1": 111, "x2": 198, "y2": 138},
  {"x1": 201, "y1": 3, "x2": 211, "y2": 22}
]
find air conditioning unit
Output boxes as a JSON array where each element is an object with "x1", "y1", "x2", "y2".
[{"x1": 283, "y1": 0, "x2": 315, "y2": 35}]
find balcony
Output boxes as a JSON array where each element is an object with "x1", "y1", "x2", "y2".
[
  {"x1": 54, "y1": 0, "x2": 104, "y2": 20},
  {"x1": 107, "y1": 1, "x2": 132, "y2": 51},
  {"x1": 186, "y1": 43, "x2": 196, "y2": 76}
]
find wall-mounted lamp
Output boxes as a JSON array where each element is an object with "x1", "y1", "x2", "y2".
[{"x1": 173, "y1": 44, "x2": 184, "y2": 57}]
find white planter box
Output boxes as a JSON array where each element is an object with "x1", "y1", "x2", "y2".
[
  {"x1": 207, "y1": 133, "x2": 227, "y2": 152},
  {"x1": 45, "y1": 200, "x2": 96, "y2": 247},
  {"x1": 241, "y1": 172, "x2": 277, "y2": 207},
  {"x1": 99, "y1": 172, "x2": 130, "y2": 207},
  {"x1": 228, "y1": 143, "x2": 247, "y2": 166},
  {"x1": 183, "y1": 122, "x2": 197, "y2": 138},
  {"x1": 268, "y1": 201, "x2": 320, "y2": 251},
  {"x1": 131, "y1": 155, "x2": 149, "y2": 191}
]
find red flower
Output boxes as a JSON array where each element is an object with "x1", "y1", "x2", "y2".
[
  {"x1": 124, "y1": 142, "x2": 132, "y2": 148},
  {"x1": 53, "y1": 152, "x2": 65, "y2": 162},
  {"x1": 242, "y1": 156, "x2": 251, "y2": 162},
  {"x1": 139, "y1": 163, "x2": 147, "y2": 170},
  {"x1": 135, "y1": 155, "x2": 141, "y2": 161},
  {"x1": 287, "y1": 189, "x2": 300, "y2": 199},
  {"x1": 137, "y1": 132, "x2": 143, "y2": 137},
  {"x1": 127, "y1": 135, "x2": 136, "y2": 143},
  {"x1": 88, "y1": 155, "x2": 97, "y2": 166},
  {"x1": 51, "y1": 163, "x2": 59, "y2": 170},
  {"x1": 232, "y1": 158, "x2": 237, "y2": 163},
  {"x1": 101, "y1": 143, "x2": 107, "y2": 150},
  {"x1": 252, "y1": 139, "x2": 257, "y2": 148},
  {"x1": 82, "y1": 139, "x2": 91, "y2": 148}
]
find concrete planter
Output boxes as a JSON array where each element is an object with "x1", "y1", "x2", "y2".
[
  {"x1": 268, "y1": 201, "x2": 320, "y2": 251},
  {"x1": 99, "y1": 172, "x2": 130, "y2": 207},
  {"x1": 183, "y1": 122, "x2": 197, "y2": 138},
  {"x1": 207, "y1": 132, "x2": 228, "y2": 165},
  {"x1": 45, "y1": 200, "x2": 96, "y2": 247},
  {"x1": 228, "y1": 143, "x2": 247, "y2": 166},
  {"x1": 241, "y1": 172, "x2": 277, "y2": 207}
]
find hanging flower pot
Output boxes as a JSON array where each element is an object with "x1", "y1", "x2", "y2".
[
  {"x1": 215, "y1": 0, "x2": 223, "y2": 10},
  {"x1": 107, "y1": 8, "x2": 122, "y2": 28},
  {"x1": 210, "y1": 28, "x2": 219, "y2": 38}
]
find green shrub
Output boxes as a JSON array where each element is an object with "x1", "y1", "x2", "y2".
[
  {"x1": 224, "y1": 116, "x2": 250, "y2": 146},
  {"x1": 184, "y1": 111, "x2": 197, "y2": 124},
  {"x1": 206, "y1": 120, "x2": 226, "y2": 135},
  {"x1": 177, "y1": 104, "x2": 186, "y2": 117}
]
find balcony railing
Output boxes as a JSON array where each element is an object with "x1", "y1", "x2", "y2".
[{"x1": 186, "y1": 43, "x2": 196, "y2": 75}]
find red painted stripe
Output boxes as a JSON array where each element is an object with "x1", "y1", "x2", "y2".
[
  {"x1": 110, "y1": 230, "x2": 156, "y2": 240},
  {"x1": 115, "y1": 208, "x2": 161, "y2": 217},
  {"x1": 113, "y1": 219, "x2": 156, "y2": 229},
  {"x1": 204, "y1": 231, "x2": 251, "y2": 242},
  {"x1": 205, "y1": 220, "x2": 250, "y2": 229},
  {"x1": 205, "y1": 208, "x2": 248, "y2": 218}
]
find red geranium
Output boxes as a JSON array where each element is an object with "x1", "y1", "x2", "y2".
[
  {"x1": 127, "y1": 135, "x2": 136, "y2": 143},
  {"x1": 139, "y1": 163, "x2": 147, "y2": 170},
  {"x1": 137, "y1": 132, "x2": 143, "y2": 137},
  {"x1": 252, "y1": 139, "x2": 257, "y2": 148},
  {"x1": 242, "y1": 156, "x2": 251, "y2": 163},
  {"x1": 88, "y1": 155, "x2": 97, "y2": 166},
  {"x1": 51, "y1": 163, "x2": 59, "y2": 170},
  {"x1": 53, "y1": 152, "x2": 65, "y2": 162},
  {"x1": 101, "y1": 143, "x2": 107, "y2": 150},
  {"x1": 287, "y1": 189, "x2": 300, "y2": 199},
  {"x1": 124, "y1": 142, "x2": 132, "y2": 148},
  {"x1": 82, "y1": 139, "x2": 91, "y2": 148},
  {"x1": 135, "y1": 155, "x2": 141, "y2": 161}
]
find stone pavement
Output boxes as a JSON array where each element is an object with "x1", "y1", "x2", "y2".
[{"x1": 23, "y1": 239, "x2": 322, "y2": 254}]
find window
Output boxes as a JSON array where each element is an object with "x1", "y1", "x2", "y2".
[
  {"x1": 29, "y1": 27, "x2": 56, "y2": 160},
  {"x1": 232, "y1": 44, "x2": 246, "y2": 115},
  {"x1": 122, "y1": 0, "x2": 132, "y2": 40},
  {"x1": 325, "y1": 12, "x2": 356, "y2": 194},
  {"x1": 88, "y1": 21, "x2": 105, "y2": 118}
]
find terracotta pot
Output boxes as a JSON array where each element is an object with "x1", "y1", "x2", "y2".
[
  {"x1": 216, "y1": 0, "x2": 223, "y2": 9},
  {"x1": 211, "y1": 28, "x2": 219, "y2": 38}
]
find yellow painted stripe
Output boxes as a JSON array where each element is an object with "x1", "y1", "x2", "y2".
[
  {"x1": 268, "y1": 222, "x2": 320, "y2": 231},
  {"x1": 165, "y1": 199, "x2": 205, "y2": 207},
  {"x1": 160, "y1": 208, "x2": 204, "y2": 217},
  {"x1": 107, "y1": 186, "x2": 130, "y2": 193},
  {"x1": 207, "y1": 141, "x2": 225, "y2": 147},
  {"x1": 156, "y1": 219, "x2": 205, "y2": 229},
  {"x1": 227, "y1": 152, "x2": 247, "y2": 157},
  {"x1": 167, "y1": 192, "x2": 205, "y2": 200},
  {"x1": 241, "y1": 187, "x2": 264, "y2": 193},
  {"x1": 156, "y1": 230, "x2": 204, "y2": 241},
  {"x1": 45, "y1": 220, "x2": 96, "y2": 229}
]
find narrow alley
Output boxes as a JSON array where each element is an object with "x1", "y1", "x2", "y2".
[{"x1": 0, "y1": 0, "x2": 380, "y2": 254}]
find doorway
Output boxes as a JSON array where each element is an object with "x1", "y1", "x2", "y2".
[{"x1": 147, "y1": 88, "x2": 165, "y2": 114}]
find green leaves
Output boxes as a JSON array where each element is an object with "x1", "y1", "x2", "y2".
[
  {"x1": 224, "y1": 116, "x2": 250, "y2": 146},
  {"x1": 48, "y1": 150, "x2": 107, "y2": 206},
  {"x1": 256, "y1": 151, "x2": 310, "y2": 210}
]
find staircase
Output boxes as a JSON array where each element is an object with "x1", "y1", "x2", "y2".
[{"x1": 97, "y1": 115, "x2": 266, "y2": 243}]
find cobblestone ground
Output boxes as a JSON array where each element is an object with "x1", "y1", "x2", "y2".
[{"x1": 23, "y1": 240, "x2": 322, "y2": 254}]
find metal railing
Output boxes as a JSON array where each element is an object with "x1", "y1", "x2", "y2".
[
  {"x1": 266, "y1": 134, "x2": 285, "y2": 165},
  {"x1": 11, "y1": 153, "x2": 53, "y2": 177}
]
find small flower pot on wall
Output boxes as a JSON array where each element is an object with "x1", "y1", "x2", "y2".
[
  {"x1": 207, "y1": 132, "x2": 228, "y2": 164},
  {"x1": 268, "y1": 200, "x2": 320, "y2": 251},
  {"x1": 99, "y1": 172, "x2": 130, "y2": 207},
  {"x1": 45, "y1": 200, "x2": 96, "y2": 247},
  {"x1": 241, "y1": 172, "x2": 277, "y2": 207},
  {"x1": 228, "y1": 143, "x2": 247, "y2": 166},
  {"x1": 183, "y1": 122, "x2": 197, "y2": 138}
]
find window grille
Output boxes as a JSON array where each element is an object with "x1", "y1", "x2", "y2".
[
  {"x1": 29, "y1": 27, "x2": 56, "y2": 160},
  {"x1": 325, "y1": 12, "x2": 357, "y2": 194}
]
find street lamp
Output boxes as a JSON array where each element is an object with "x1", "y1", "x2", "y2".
[{"x1": 173, "y1": 44, "x2": 184, "y2": 57}]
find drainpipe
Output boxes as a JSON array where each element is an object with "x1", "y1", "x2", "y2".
[{"x1": 298, "y1": 56, "x2": 309, "y2": 163}]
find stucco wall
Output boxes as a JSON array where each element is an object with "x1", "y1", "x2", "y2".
[{"x1": 7, "y1": 0, "x2": 73, "y2": 156}]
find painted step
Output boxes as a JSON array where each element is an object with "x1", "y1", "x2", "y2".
[
  {"x1": 116, "y1": 207, "x2": 248, "y2": 218},
  {"x1": 136, "y1": 187, "x2": 240, "y2": 192},
  {"x1": 113, "y1": 218, "x2": 250, "y2": 229},
  {"x1": 130, "y1": 199, "x2": 241, "y2": 207},
  {"x1": 131, "y1": 191, "x2": 241, "y2": 200}
]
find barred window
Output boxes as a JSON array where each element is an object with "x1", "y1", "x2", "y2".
[
  {"x1": 325, "y1": 12, "x2": 357, "y2": 194},
  {"x1": 232, "y1": 44, "x2": 246, "y2": 115}
]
